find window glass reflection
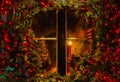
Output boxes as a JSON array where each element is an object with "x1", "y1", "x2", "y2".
[
  {"x1": 34, "y1": 40, "x2": 57, "y2": 72},
  {"x1": 67, "y1": 39, "x2": 91, "y2": 73},
  {"x1": 32, "y1": 10, "x2": 56, "y2": 38},
  {"x1": 67, "y1": 10, "x2": 92, "y2": 74},
  {"x1": 67, "y1": 10, "x2": 88, "y2": 38}
]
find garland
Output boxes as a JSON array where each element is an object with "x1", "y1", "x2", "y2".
[{"x1": 0, "y1": 0, "x2": 119, "y2": 81}]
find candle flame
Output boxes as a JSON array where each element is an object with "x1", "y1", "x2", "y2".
[{"x1": 68, "y1": 41, "x2": 72, "y2": 45}]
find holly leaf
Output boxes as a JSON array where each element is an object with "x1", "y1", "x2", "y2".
[
  {"x1": 93, "y1": 14, "x2": 98, "y2": 19},
  {"x1": 86, "y1": 11, "x2": 93, "y2": 17},
  {"x1": 15, "y1": 25, "x2": 20, "y2": 29},
  {"x1": 0, "y1": 75, "x2": 6, "y2": 80}
]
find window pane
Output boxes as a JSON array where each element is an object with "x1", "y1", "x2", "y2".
[
  {"x1": 34, "y1": 40, "x2": 57, "y2": 72},
  {"x1": 67, "y1": 39, "x2": 91, "y2": 73},
  {"x1": 67, "y1": 10, "x2": 87, "y2": 39},
  {"x1": 32, "y1": 10, "x2": 56, "y2": 38},
  {"x1": 66, "y1": 10, "x2": 93, "y2": 74}
]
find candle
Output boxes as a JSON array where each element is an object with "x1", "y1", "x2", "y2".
[{"x1": 67, "y1": 41, "x2": 72, "y2": 61}]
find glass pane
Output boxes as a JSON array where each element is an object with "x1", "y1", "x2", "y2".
[
  {"x1": 66, "y1": 10, "x2": 93, "y2": 74},
  {"x1": 67, "y1": 40, "x2": 91, "y2": 74},
  {"x1": 32, "y1": 10, "x2": 56, "y2": 38},
  {"x1": 67, "y1": 10, "x2": 87, "y2": 38},
  {"x1": 34, "y1": 40, "x2": 57, "y2": 72}
]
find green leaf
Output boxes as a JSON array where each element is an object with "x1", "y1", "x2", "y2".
[
  {"x1": 80, "y1": 66, "x2": 84, "y2": 70},
  {"x1": 42, "y1": 8, "x2": 47, "y2": 12},
  {"x1": 75, "y1": 10, "x2": 79, "y2": 17},
  {"x1": 15, "y1": 25, "x2": 20, "y2": 29},
  {"x1": 21, "y1": 4, "x2": 26, "y2": 9},
  {"x1": 86, "y1": 11, "x2": 93, "y2": 17},
  {"x1": 94, "y1": 14, "x2": 98, "y2": 19}
]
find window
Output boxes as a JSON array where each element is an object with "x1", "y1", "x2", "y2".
[
  {"x1": 32, "y1": 10, "x2": 57, "y2": 72},
  {"x1": 32, "y1": 9, "x2": 92, "y2": 75}
]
